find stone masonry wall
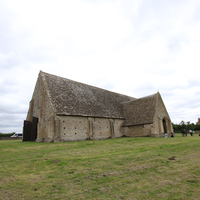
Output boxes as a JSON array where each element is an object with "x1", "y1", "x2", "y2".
[
  {"x1": 122, "y1": 124, "x2": 151, "y2": 137},
  {"x1": 58, "y1": 116, "x2": 124, "y2": 142},
  {"x1": 123, "y1": 125, "x2": 144, "y2": 137},
  {"x1": 26, "y1": 74, "x2": 55, "y2": 142},
  {"x1": 152, "y1": 93, "x2": 173, "y2": 137}
]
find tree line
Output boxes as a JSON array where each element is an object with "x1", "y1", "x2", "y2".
[
  {"x1": 0, "y1": 132, "x2": 15, "y2": 137},
  {"x1": 173, "y1": 121, "x2": 200, "y2": 132}
]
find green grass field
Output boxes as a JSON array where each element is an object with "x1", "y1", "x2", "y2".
[{"x1": 0, "y1": 133, "x2": 200, "y2": 200}]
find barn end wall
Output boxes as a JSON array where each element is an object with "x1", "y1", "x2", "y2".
[
  {"x1": 58, "y1": 116, "x2": 124, "y2": 142},
  {"x1": 151, "y1": 93, "x2": 173, "y2": 137},
  {"x1": 24, "y1": 74, "x2": 55, "y2": 142}
]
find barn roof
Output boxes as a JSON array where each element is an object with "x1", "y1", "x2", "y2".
[
  {"x1": 123, "y1": 93, "x2": 157, "y2": 126},
  {"x1": 41, "y1": 71, "x2": 135, "y2": 119}
]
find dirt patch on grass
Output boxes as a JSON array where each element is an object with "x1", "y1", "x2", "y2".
[
  {"x1": 168, "y1": 156, "x2": 176, "y2": 160},
  {"x1": 52, "y1": 160, "x2": 61, "y2": 163}
]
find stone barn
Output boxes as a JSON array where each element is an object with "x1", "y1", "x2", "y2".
[{"x1": 23, "y1": 71, "x2": 173, "y2": 142}]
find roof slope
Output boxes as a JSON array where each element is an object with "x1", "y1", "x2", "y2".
[
  {"x1": 41, "y1": 71, "x2": 135, "y2": 118},
  {"x1": 123, "y1": 93, "x2": 157, "y2": 126}
]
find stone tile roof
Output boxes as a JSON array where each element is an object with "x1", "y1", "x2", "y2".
[
  {"x1": 123, "y1": 93, "x2": 157, "y2": 126},
  {"x1": 41, "y1": 71, "x2": 135, "y2": 119}
]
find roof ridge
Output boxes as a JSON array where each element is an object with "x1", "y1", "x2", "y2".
[
  {"x1": 40, "y1": 71, "x2": 136, "y2": 100},
  {"x1": 122, "y1": 92, "x2": 157, "y2": 104},
  {"x1": 137, "y1": 92, "x2": 158, "y2": 99},
  {"x1": 39, "y1": 71, "x2": 136, "y2": 118}
]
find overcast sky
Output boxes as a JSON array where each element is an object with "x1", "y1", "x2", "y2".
[{"x1": 0, "y1": 0, "x2": 200, "y2": 133}]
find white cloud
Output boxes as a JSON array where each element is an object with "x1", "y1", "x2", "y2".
[{"x1": 0, "y1": 0, "x2": 200, "y2": 132}]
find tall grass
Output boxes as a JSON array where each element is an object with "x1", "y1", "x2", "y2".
[{"x1": 0, "y1": 133, "x2": 200, "y2": 199}]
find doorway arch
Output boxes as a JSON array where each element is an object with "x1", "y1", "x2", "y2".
[{"x1": 162, "y1": 119, "x2": 167, "y2": 133}]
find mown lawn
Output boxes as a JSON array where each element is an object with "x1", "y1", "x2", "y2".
[{"x1": 0, "y1": 134, "x2": 200, "y2": 200}]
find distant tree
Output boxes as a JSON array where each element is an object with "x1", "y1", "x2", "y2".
[
  {"x1": 191, "y1": 123, "x2": 195, "y2": 130},
  {"x1": 187, "y1": 121, "x2": 193, "y2": 130},
  {"x1": 179, "y1": 120, "x2": 186, "y2": 130},
  {"x1": 0, "y1": 132, "x2": 15, "y2": 137},
  {"x1": 172, "y1": 123, "x2": 180, "y2": 132},
  {"x1": 195, "y1": 123, "x2": 200, "y2": 131},
  {"x1": 173, "y1": 120, "x2": 199, "y2": 132}
]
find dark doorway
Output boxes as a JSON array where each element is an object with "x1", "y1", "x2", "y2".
[
  {"x1": 23, "y1": 121, "x2": 32, "y2": 141},
  {"x1": 23, "y1": 117, "x2": 38, "y2": 141},
  {"x1": 31, "y1": 117, "x2": 38, "y2": 141},
  {"x1": 162, "y1": 119, "x2": 167, "y2": 133}
]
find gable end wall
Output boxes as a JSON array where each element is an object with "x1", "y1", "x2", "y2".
[
  {"x1": 25, "y1": 74, "x2": 56, "y2": 142},
  {"x1": 151, "y1": 93, "x2": 173, "y2": 137}
]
